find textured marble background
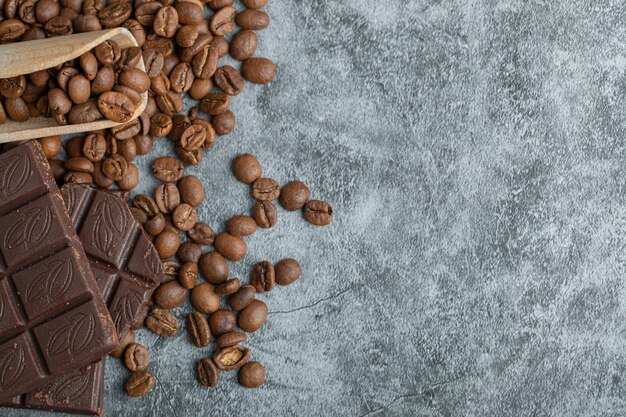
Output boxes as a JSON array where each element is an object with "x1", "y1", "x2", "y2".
[{"x1": 8, "y1": 0, "x2": 626, "y2": 416}]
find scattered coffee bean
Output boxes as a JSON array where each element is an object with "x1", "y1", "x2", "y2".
[
  {"x1": 303, "y1": 199, "x2": 333, "y2": 226},
  {"x1": 38, "y1": 135, "x2": 62, "y2": 158},
  {"x1": 133, "y1": 194, "x2": 160, "y2": 217},
  {"x1": 144, "y1": 212, "x2": 166, "y2": 236},
  {"x1": 216, "y1": 331, "x2": 246, "y2": 348},
  {"x1": 252, "y1": 200, "x2": 277, "y2": 228},
  {"x1": 188, "y1": 222, "x2": 215, "y2": 245},
  {"x1": 239, "y1": 361, "x2": 265, "y2": 388},
  {"x1": 177, "y1": 241, "x2": 202, "y2": 263},
  {"x1": 210, "y1": 6, "x2": 236, "y2": 36},
  {"x1": 199, "y1": 92, "x2": 229, "y2": 115},
  {"x1": 179, "y1": 262, "x2": 198, "y2": 289},
  {"x1": 214, "y1": 65, "x2": 244, "y2": 95},
  {"x1": 162, "y1": 260, "x2": 181, "y2": 281},
  {"x1": 188, "y1": 310, "x2": 211, "y2": 347},
  {"x1": 152, "y1": 156, "x2": 184, "y2": 182},
  {"x1": 215, "y1": 278, "x2": 241, "y2": 295},
  {"x1": 110, "y1": 329, "x2": 135, "y2": 359},
  {"x1": 275, "y1": 258, "x2": 302, "y2": 286},
  {"x1": 232, "y1": 153, "x2": 262, "y2": 184},
  {"x1": 227, "y1": 215, "x2": 256, "y2": 237},
  {"x1": 124, "y1": 343, "x2": 150, "y2": 371},
  {"x1": 251, "y1": 261, "x2": 275, "y2": 293},
  {"x1": 212, "y1": 110, "x2": 235, "y2": 136},
  {"x1": 279, "y1": 181, "x2": 311, "y2": 211},
  {"x1": 154, "y1": 280, "x2": 187, "y2": 309},
  {"x1": 154, "y1": 229, "x2": 181, "y2": 259},
  {"x1": 154, "y1": 182, "x2": 180, "y2": 213},
  {"x1": 208, "y1": 309, "x2": 236, "y2": 336},
  {"x1": 199, "y1": 251, "x2": 229, "y2": 284},
  {"x1": 251, "y1": 177, "x2": 280, "y2": 201},
  {"x1": 227, "y1": 284, "x2": 256, "y2": 311},
  {"x1": 178, "y1": 175, "x2": 205, "y2": 206},
  {"x1": 229, "y1": 30, "x2": 258, "y2": 61},
  {"x1": 197, "y1": 358, "x2": 219, "y2": 387},
  {"x1": 238, "y1": 299, "x2": 268, "y2": 333},
  {"x1": 145, "y1": 307, "x2": 179, "y2": 337},
  {"x1": 125, "y1": 370, "x2": 156, "y2": 397},
  {"x1": 235, "y1": 9, "x2": 269, "y2": 30},
  {"x1": 213, "y1": 345, "x2": 250, "y2": 371},
  {"x1": 190, "y1": 283, "x2": 221, "y2": 314},
  {"x1": 242, "y1": 57, "x2": 276, "y2": 84},
  {"x1": 172, "y1": 203, "x2": 198, "y2": 231}
]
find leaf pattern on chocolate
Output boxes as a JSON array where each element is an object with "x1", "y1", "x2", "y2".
[
  {"x1": 92, "y1": 201, "x2": 114, "y2": 254},
  {"x1": 51, "y1": 372, "x2": 92, "y2": 402},
  {"x1": 142, "y1": 244, "x2": 160, "y2": 276},
  {"x1": 111, "y1": 290, "x2": 143, "y2": 333},
  {"x1": 47, "y1": 312, "x2": 96, "y2": 356},
  {"x1": 0, "y1": 152, "x2": 30, "y2": 197},
  {"x1": 25, "y1": 259, "x2": 74, "y2": 304},
  {"x1": 3, "y1": 206, "x2": 52, "y2": 250},
  {"x1": 61, "y1": 187, "x2": 77, "y2": 218},
  {"x1": 103, "y1": 196, "x2": 127, "y2": 235},
  {"x1": 0, "y1": 344, "x2": 25, "y2": 388},
  {"x1": 0, "y1": 288, "x2": 4, "y2": 320}
]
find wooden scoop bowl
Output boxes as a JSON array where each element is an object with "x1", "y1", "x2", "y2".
[{"x1": 0, "y1": 28, "x2": 147, "y2": 144}]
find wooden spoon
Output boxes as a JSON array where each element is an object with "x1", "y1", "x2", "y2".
[{"x1": 0, "y1": 28, "x2": 147, "y2": 144}]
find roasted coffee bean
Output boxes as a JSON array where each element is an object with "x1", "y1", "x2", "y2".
[
  {"x1": 242, "y1": 57, "x2": 276, "y2": 84},
  {"x1": 5, "y1": 97, "x2": 29, "y2": 121},
  {"x1": 239, "y1": 361, "x2": 265, "y2": 388},
  {"x1": 111, "y1": 329, "x2": 135, "y2": 359},
  {"x1": 227, "y1": 215, "x2": 256, "y2": 237},
  {"x1": 142, "y1": 49, "x2": 164, "y2": 78},
  {"x1": 211, "y1": 35, "x2": 229, "y2": 58},
  {"x1": 179, "y1": 124, "x2": 205, "y2": 151},
  {"x1": 216, "y1": 331, "x2": 246, "y2": 348},
  {"x1": 162, "y1": 50, "x2": 180, "y2": 74},
  {"x1": 152, "y1": 156, "x2": 184, "y2": 182},
  {"x1": 135, "y1": 1, "x2": 161, "y2": 26},
  {"x1": 68, "y1": 99, "x2": 103, "y2": 123},
  {"x1": 143, "y1": 35, "x2": 175, "y2": 57},
  {"x1": 215, "y1": 278, "x2": 240, "y2": 296},
  {"x1": 251, "y1": 261, "x2": 274, "y2": 293},
  {"x1": 197, "y1": 358, "x2": 218, "y2": 387},
  {"x1": 39, "y1": 135, "x2": 62, "y2": 159},
  {"x1": 199, "y1": 92, "x2": 229, "y2": 116},
  {"x1": 153, "y1": 5, "x2": 178, "y2": 38},
  {"x1": 227, "y1": 284, "x2": 256, "y2": 311},
  {"x1": 279, "y1": 181, "x2": 310, "y2": 211},
  {"x1": 213, "y1": 65, "x2": 244, "y2": 96},
  {"x1": 188, "y1": 310, "x2": 211, "y2": 347},
  {"x1": 274, "y1": 258, "x2": 303, "y2": 286},
  {"x1": 179, "y1": 262, "x2": 198, "y2": 289},
  {"x1": 172, "y1": 203, "x2": 197, "y2": 231},
  {"x1": 188, "y1": 222, "x2": 214, "y2": 245},
  {"x1": 207, "y1": 0, "x2": 233, "y2": 9},
  {"x1": 154, "y1": 229, "x2": 180, "y2": 259},
  {"x1": 242, "y1": 0, "x2": 267, "y2": 9},
  {"x1": 98, "y1": 91, "x2": 135, "y2": 123},
  {"x1": 47, "y1": 88, "x2": 71, "y2": 116},
  {"x1": 191, "y1": 119, "x2": 215, "y2": 149},
  {"x1": 303, "y1": 200, "x2": 333, "y2": 226},
  {"x1": 212, "y1": 110, "x2": 235, "y2": 136},
  {"x1": 74, "y1": 14, "x2": 103, "y2": 32},
  {"x1": 0, "y1": 19, "x2": 28, "y2": 43},
  {"x1": 235, "y1": 9, "x2": 269, "y2": 30},
  {"x1": 125, "y1": 370, "x2": 156, "y2": 397},
  {"x1": 36, "y1": 0, "x2": 60, "y2": 23},
  {"x1": 117, "y1": 138, "x2": 137, "y2": 161},
  {"x1": 68, "y1": 74, "x2": 91, "y2": 104},
  {"x1": 63, "y1": 171, "x2": 93, "y2": 184},
  {"x1": 150, "y1": 72, "x2": 171, "y2": 96},
  {"x1": 208, "y1": 309, "x2": 236, "y2": 336},
  {"x1": 124, "y1": 343, "x2": 150, "y2": 371},
  {"x1": 178, "y1": 32, "x2": 212, "y2": 63},
  {"x1": 35, "y1": 95, "x2": 50, "y2": 117},
  {"x1": 133, "y1": 194, "x2": 160, "y2": 216},
  {"x1": 176, "y1": 25, "x2": 198, "y2": 48},
  {"x1": 177, "y1": 241, "x2": 202, "y2": 263},
  {"x1": 150, "y1": 113, "x2": 173, "y2": 136},
  {"x1": 214, "y1": 232, "x2": 246, "y2": 261},
  {"x1": 98, "y1": 1, "x2": 131, "y2": 27},
  {"x1": 169, "y1": 62, "x2": 194, "y2": 93},
  {"x1": 189, "y1": 78, "x2": 213, "y2": 100},
  {"x1": 135, "y1": 134, "x2": 154, "y2": 155},
  {"x1": 123, "y1": 19, "x2": 146, "y2": 46},
  {"x1": 53, "y1": 112, "x2": 68, "y2": 126},
  {"x1": 119, "y1": 46, "x2": 142, "y2": 70},
  {"x1": 177, "y1": 175, "x2": 205, "y2": 206},
  {"x1": 154, "y1": 182, "x2": 180, "y2": 213},
  {"x1": 154, "y1": 280, "x2": 187, "y2": 309},
  {"x1": 119, "y1": 67, "x2": 151, "y2": 94},
  {"x1": 210, "y1": 6, "x2": 236, "y2": 36},
  {"x1": 190, "y1": 283, "x2": 220, "y2": 314},
  {"x1": 114, "y1": 84, "x2": 143, "y2": 106},
  {"x1": 22, "y1": 82, "x2": 46, "y2": 103},
  {"x1": 169, "y1": 114, "x2": 191, "y2": 141},
  {"x1": 22, "y1": 25, "x2": 47, "y2": 41},
  {"x1": 229, "y1": 30, "x2": 257, "y2": 61},
  {"x1": 145, "y1": 307, "x2": 179, "y2": 337},
  {"x1": 118, "y1": 164, "x2": 139, "y2": 189},
  {"x1": 232, "y1": 153, "x2": 261, "y2": 184},
  {"x1": 251, "y1": 178, "x2": 280, "y2": 201},
  {"x1": 144, "y1": 212, "x2": 166, "y2": 236},
  {"x1": 44, "y1": 15, "x2": 73, "y2": 36},
  {"x1": 192, "y1": 45, "x2": 218, "y2": 79},
  {"x1": 0, "y1": 75, "x2": 26, "y2": 98},
  {"x1": 176, "y1": 145, "x2": 203, "y2": 165},
  {"x1": 162, "y1": 260, "x2": 181, "y2": 280},
  {"x1": 238, "y1": 299, "x2": 267, "y2": 333},
  {"x1": 213, "y1": 345, "x2": 250, "y2": 371},
  {"x1": 93, "y1": 161, "x2": 114, "y2": 188},
  {"x1": 91, "y1": 65, "x2": 116, "y2": 94},
  {"x1": 252, "y1": 201, "x2": 277, "y2": 228},
  {"x1": 102, "y1": 153, "x2": 128, "y2": 181},
  {"x1": 199, "y1": 251, "x2": 228, "y2": 284},
  {"x1": 95, "y1": 39, "x2": 121, "y2": 64},
  {"x1": 156, "y1": 90, "x2": 183, "y2": 115},
  {"x1": 175, "y1": 1, "x2": 202, "y2": 25},
  {"x1": 64, "y1": 156, "x2": 94, "y2": 173}
]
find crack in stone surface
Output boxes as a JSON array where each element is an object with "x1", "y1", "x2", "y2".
[{"x1": 269, "y1": 284, "x2": 362, "y2": 315}]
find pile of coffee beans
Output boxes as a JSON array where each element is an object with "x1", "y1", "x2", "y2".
[{"x1": 0, "y1": 41, "x2": 147, "y2": 124}]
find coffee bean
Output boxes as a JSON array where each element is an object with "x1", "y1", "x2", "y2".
[
  {"x1": 207, "y1": 0, "x2": 233, "y2": 9},
  {"x1": 172, "y1": 203, "x2": 198, "y2": 231},
  {"x1": 208, "y1": 309, "x2": 236, "y2": 337},
  {"x1": 251, "y1": 261, "x2": 274, "y2": 293},
  {"x1": 74, "y1": 14, "x2": 102, "y2": 32},
  {"x1": 279, "y1": 181, "x2": 310, "y2": 211},
  {"x1": 145, "y1": 307, "x2": 179, "y2": 337},
  {"x1": 192, "y1": 45, "x2": 218, "y2": 79},
  {"x1": 162, "y1": 260, "x2": 181, "y2": 280},
  {"x1": 169, "y1": 62, "x2": 194, "y2": 93},
  {"x1": 197, "y1": 358, "x2": 219, "y2": 387},
  {"x1": 39, "y1": 135, "x2": 62, "y2": 159},
  {"x1": 303, "y1": 200, "x2": 333, "y2": 226},
  {"x1": 176, "y1": 145, "x2": 203, "y2": 165},
  {"x1": 214, "y1": 232, "x2": 247, "y2": 261},
  {"x1": 133, "y1": 194, "x2": 160, "y2": 216},
  {"x1": 119, "y1": 67, "x2": 151, "y2": 93},
  {"x1": 175, "y1": 1, "x2": 203, "y2": 25},
  {"x1": 117, "y1": 139, "x2": 137, "y2": 162},
  {"x1": 216, "y1": 331, "x2": 246, "y2": 348},
  {"x1": 91, "y1": 65, "x2": 115, "y2": 94},
  {"x1": 179, "y1": 124, "x2": 205, "y2": 151},
  {"x1": 67, "y1": 74, "x2": 91, "y2": 104},
  {"x1": 134, "y1": 134, "x2": 153, "y2": 155},
  {"x1": 135, "y1": 1, "x2": 160, "y2": 26},
  {"x1": 251, "y1": 178, "x2": 279, "y2": 201},
  {"x1": 227, "y1": 284, "x2": 256, "y2": 311},
  {"x1": 177, "y1": 241, "x2": 202, "y2": 263},
  {"x1": 82, "y1": 132, "x2": 107, "y2": 161},
  {"x1": 0, "y1": 75, "x2": 26, "y2": 98},
  {"x1": 142, "y1": 49, "x2": 164, "y2": 77},
  {"x1": 226, "y1": 215, "x2": 256, "y2": 237},
  {"x1": 190, "y1": 283, "x2": 220, "y2": 314},
  {"x1": 179, "y1": 262, "x2": 198, "y2": 289},
  {"x1": 235, "y1": 9, "x2": 269, "y2": 30},
  {"x1": 154, "y1": 229, "x2": 180, "y2": 259},
  {"x1": 93, "y1": 161, "x2": 114, "y2": 188},
  {"x1": 210, "y1": 35, "x2": 229, "y2": 58},
  {"x1": 200, "y1": 94, "x2": 230, "y2": 118},
  {"x1": 63, "y1": 171, "x2": 93, "y2": 184},
  {"x1": 189, "y1": 78, "x2": 212, "y2": 101},
  {"x1": 152, "y1": 156, "x2": 184, "y2": 182},
  {"x1": 156, "y1": 90, "x2": 183, "y2": 115},
  {"x1": 154, "y1": 280, "x2": 187, "y2": 309},
  {"x1": 176, "y1": 24, "x2": 198, "y2": 48},
  {"x1": 275, "y1": 258, "x2": 302, "y2": 286},
  {"x1": 149, "y1": 73, "x2": 171, "y2": 98},
  {"x1": 123, "y1": 19, "x2": 145, "y2": 46},
  {"x1": 199, "y1": 251, "x2": 228, "y2": 284},
  {"x1": 102, "y1": 153, "x2": 128, "y2": 181},
  {"x1": 215, "y1": 278, "x2": 241, "y2": 296},
  {"x1": 188, "y1": 311, "x2": 211, "y2": 347},
  {"x1": 212, "y1": 110, "x2": 235, "y2": 136},
  {"x1": 44, "y1": 15, "x2": 73, "y2": 36},
  {"x1": 192, "y1": 119, "x2": 216, "y2": 148},
  {"x1": 153, "y1": 183, "x2": 179, "y2": 213},
  {"x1": 150, "y1": 113, "x2": 173, "y2": 136},
  {"x1": 209, "y1": 5, "x2": 236, "y2": 36},
  {"x1": 239, "y1": 361, "x2": 265, "y2": 388},
  {"x1": 241, "y1": 0, "x2": 267, "y2": 9},
  {"x1": 213, "y1": 345, "x2": 250, "y2": 371},
  {"x1": 188, "y1": 222, "x2": 215, "y2": 245},
  {"x1": 5, "y1": 97, "x2": 29, "y2": 121},
  {"x1": 110, "y1": 329, "x2": 135, "y2": 359},
  {"x1": 125, "y1": 370, "x2": 156, "y2": 397},
  {"x1": 113, "y1": 85, "x2": 142, "y2": 107},
  {"x1": 169, "y1": 114, "x2": 191, "y2": 141},
  {"x1": 144, "y1": 212, "x2": 166, "y2": 236},
  {"x1": 36, "y1": 0, "x2": 60, "y2": 23},
  {"x1": 177, "y1": 175, "x2": 205, "y2": 206},
  {"x1": 229, "y1": 30, "x2": 258, "y2": 61},
  {"x1": 98, "y1": 91, "x2": 135, "y2": 123},
  {"x1": 231, "y1": 153, "x2": 261, "y2": 184},
  {"x1": 0, "y1": 19, "x2": 28, "y2": 43},
  {"x1": 238, "y1": 299, "x2": 268, "y2": 333},
  {"x1": 119, "y1": 46, "x2": 142, "y2": 70},
  {"x1": 98, "y1": 1, "x2": 131, "y2": 28},
  {"x1": 213, "y1": 65, "x2": 244, "y2": 96},
  {"x1": 95, "y1": 39, "x2": 121, "y2": 64},
  {"x1": 68, "y1": 99, "x2": 103, "y2": 123},
  {"x1": 153, "y1": 6, "x2": 178, "y2": 38},
  {"x1": 64, "y1": 156, "x2": 94, "y2": 173},
  {"x1": 124, "y1": 343, "x2": 150, "y2": 371}
]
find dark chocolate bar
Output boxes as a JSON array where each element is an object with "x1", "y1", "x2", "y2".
[
  {"x1": 60, "y1": 184, "x2": 165, "y2": 340},
  {"x1": 6, "y1": 359, "x2": 105, "y2": 416},
  {"x1": 0, "y1": 141, "x2": 117, "y2": 402}
]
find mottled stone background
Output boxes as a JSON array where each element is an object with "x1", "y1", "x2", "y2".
[{"x1": 8, "y1": 0, "x2": 626, "y2": 416}]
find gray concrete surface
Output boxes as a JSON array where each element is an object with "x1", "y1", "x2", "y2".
[{"x1": 8, "y1": 0, "x2": 626, "y2": 416}]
